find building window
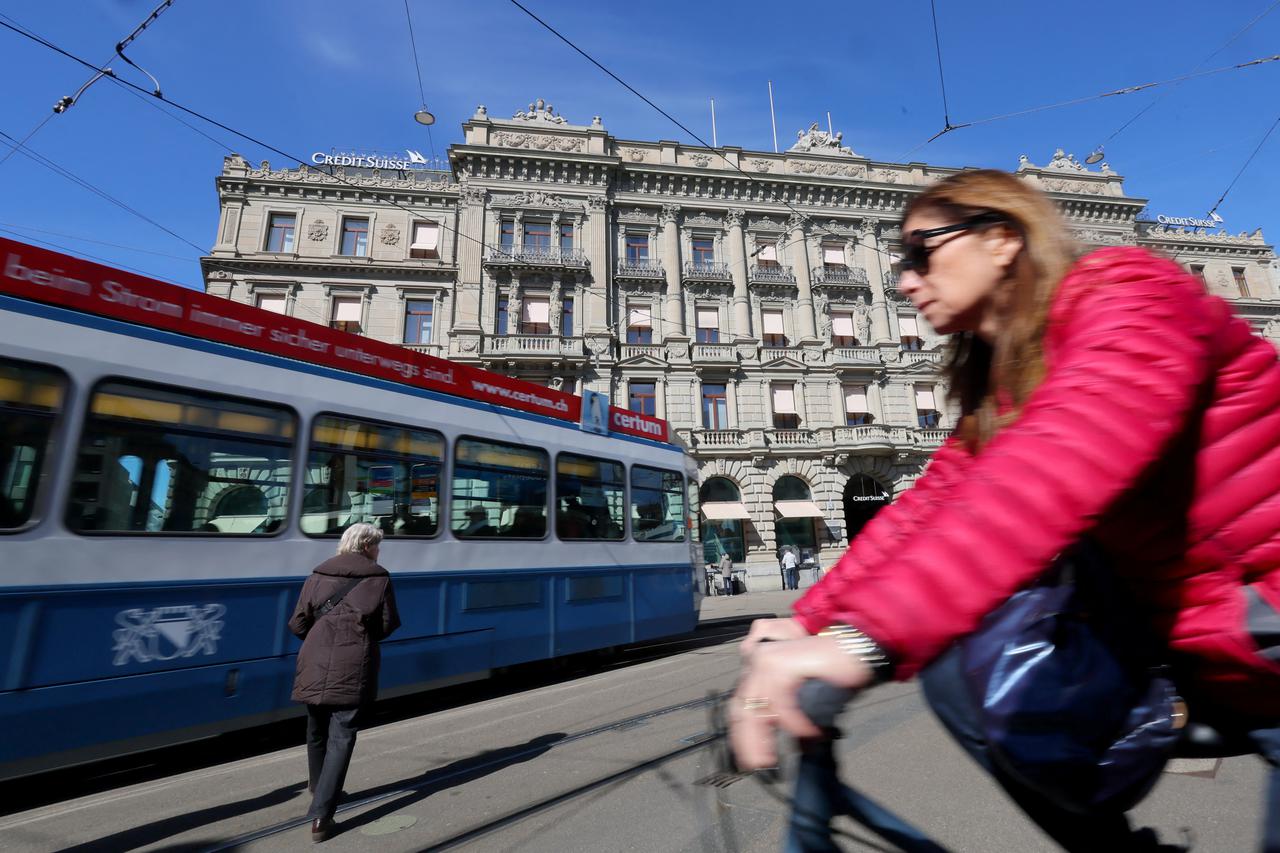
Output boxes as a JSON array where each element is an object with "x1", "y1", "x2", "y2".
[
  {"x1": 256, "y1": 293, "x2": 288, "y2": 315},
  {"x1": 403, "y1": 299, "x2": 433, "y2": 344},
  {"x1": 339, "y1": 217, "x2": 369, "y2": 257},
  {"x1": 1233, "y1": 267, "x2": 1251, "y2": 297},
  {"x1": 844, "y1": 386, "x2": 873, "y2": 426},
  {"x1": 762, "y1": 309, "x2": 787, "y2": 347},
  {"x1": 330, "y1": 296, "x2": 362, "y2": 334},
  {"x1": 773, "y1": 475, "x2": 818, "y2": 552},
  {"x1": 625, "y1": 232, "x2": 649, "y2": 263},
  {"x1": 899, "y1": 314, "x2": 924, "y2": 351},
  {"x1": 265, "y1": 213, "x2": 295, "y2": 253},
  {"x1": 756, "y1": 240, "x2": 779, "y2": 267},
  {"x1": 915, "y1": 385, "x2": 941, "y2": 428},
  {"x1": 696, "y1": 306, "x2": 719, "y2": 344},
  {"x1": 561, "y1": 296, "x2": 574, "y2": 337},
  {"x1": 521, "y1": 295, "x2": 551, "y2": 335},
  {"x1": 627, "y1": 303, "x2": 653, "y2": 344},
  {"x1": 702, "y1": 383, "x2": 729, "y2": 429},
  {"x1": 822, "y1": 244, "x2": 846, "y2": 269},
  {"x1": 499, "y1": 218, "x2": 515, "y2": 251},
  {"x1": 559, "y1": 222, "x2": 574, "y2": 252},
  {"x1": 831, "y1": 311, "x2": 857, "y2": 347},
  {"x1": 772, "y1": 383, "x2": 800, "y2": 430},
  {"x1": 691, "y1": 237, "x2": 715, "y2": 266},
  {"x1": 1189, "y1": 264, "x2": 1205, "y2": 283},
  {"x1": 523, "y1": 220, "x2": 551, "y2": 251},
  {"x1": 700, "y1": 477, "x2": 746, "y2": 565},
  {"x1": 629, "y1": 381, "x2": 656, "y2": 416},
  {"x1": 496, "y1": 294, "x2": 509, "y2": 336},
  {"x1": 410, "y1": 222, "x2": 440, "y2": 259}
]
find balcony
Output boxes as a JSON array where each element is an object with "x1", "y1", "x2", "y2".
[
  {"x1": 401, "y1": 343, "x2": 445, "y2": 359},
  {"x1": 691, "y1": 344, "x2": 738, "y2": 364},
  {"x1": 832, "y1": 424, "x2": 909, "y2": 454},
  {"x1": 619, "y1": 343, "x2": 666, "y2": 361},
  {"x1": 614, "y1": 259, "x2": 665, "y2": 281},
  {"x1": 759, "y1": 345, "x2": 807, "y2": 363},
  {"x1": 811, "y1": 266, "x2": 869, "y2": 287},
  {"x1": 749, "y1": 263, "x2": 796, "y2": 284},
  {"x1": 692, "y1": 429, "x2": 748, "y2": 449},
  {"x1": 484, "y1": 247, "x2": 590, "y2": 270},
  {"x1": 682, "y1": 261, "x2": 732, "y2": 282},
  {"x1": 883, "y1": 272, "x2": 909, "y2": 303},
  {"x1": 829, "y1": 346, "x2": 881, "y2": 366},
  {"x1": 914, "y1": 428, "x2": 950, "y2": 450},
  {"x1": 901, "y1": 350, "x2": 944, "y2": 366},
  {"x1": 768, "y1": 429, "x2": 820, "y2": 448},
  {"x1": 480, "y1": 334, "x2": 586, "y2": 365}
]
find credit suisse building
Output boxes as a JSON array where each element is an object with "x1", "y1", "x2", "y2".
[{"x1": 201, "y1": 100, "x2": 1280, "y2": 590}]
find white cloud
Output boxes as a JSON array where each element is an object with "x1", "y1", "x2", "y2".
[{"x1": 303, "y1": 31, "x2": 362, "y2": 71}]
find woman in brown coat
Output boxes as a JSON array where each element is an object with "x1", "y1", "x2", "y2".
[{"x1": 288, "y1": 522, "x2": 400, "y2": 842}]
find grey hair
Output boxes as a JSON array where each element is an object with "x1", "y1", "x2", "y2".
[{"x1": 337, "y1": 522, "x2": 383, "y2": 557}]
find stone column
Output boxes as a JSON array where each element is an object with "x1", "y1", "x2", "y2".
[
  {"x1": 585, "y1": 196, "x2": 610, "y2": 332},
  {"x1": 789, "y1": 214, "x2": 818, "y2": 340},
  {"x1": 453, "y1": 185, "x2": 486, "y2": 333},
  {"x1": 859, "y1": 220, "x2": 893, "y2": 344},
  {"x1": 660, "y1": 204, "x2": 684, "y2": 338},
  {"x1": 727, "y1": 210, "x2": 751, "y2": 339}
]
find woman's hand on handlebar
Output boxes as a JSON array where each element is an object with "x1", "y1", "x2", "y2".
[
  {"x1": 729, "y1": 634, "x2": 875, "y2": 771},
  {"x1": 740, "y1": 616, "x2": 810, "y2": 659}
]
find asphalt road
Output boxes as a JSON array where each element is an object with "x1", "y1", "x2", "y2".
[{"x1": 0, "y1": 590, "x2": 1268, "y2": 852}]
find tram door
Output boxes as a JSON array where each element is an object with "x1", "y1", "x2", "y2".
[{"x1": 842, "y1": 474, "x2": 889, "y2": 542}]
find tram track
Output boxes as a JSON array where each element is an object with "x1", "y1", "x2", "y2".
[{"x1": 203, "y1": 690, "x2": 730, "y2": 851}]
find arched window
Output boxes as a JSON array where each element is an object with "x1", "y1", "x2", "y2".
[
  {"x1": 842, "y1": 474, "x2": 889, "y2": 542},
  {"x1": 211, "y1": 485, "x2": 268, "y2": 518},
  {"x1": 699, "y1": 477, "x2": 747, "y2": 564},
  {"x1": 773, "y1": 475, "x2": 818, "y2": 552}
]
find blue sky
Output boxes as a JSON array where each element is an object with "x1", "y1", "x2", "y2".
[{"x1": 1, "y1": 0, "x2": 1276, "y2": 288}]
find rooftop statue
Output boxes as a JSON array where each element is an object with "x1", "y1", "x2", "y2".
[
  {"x1": 512, "y1": 97, "x2": 568, "y2": 125},
  {"x1": 788, "y1": 122, "x2": 858, "y2": 156}
]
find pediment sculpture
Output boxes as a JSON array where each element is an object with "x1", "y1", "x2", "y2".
[{"x1": 787, "y1": 123, "x2": 858, "y2": 157}]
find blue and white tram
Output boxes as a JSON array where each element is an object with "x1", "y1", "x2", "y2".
[{"x1": 0, "y1": 244, "x2": 701, "y2": 781}]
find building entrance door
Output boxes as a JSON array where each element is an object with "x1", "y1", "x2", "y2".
[{"x1": 842, "y1": 474, "x2": 889, "y2": 542}]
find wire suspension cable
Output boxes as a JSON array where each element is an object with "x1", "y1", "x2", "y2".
[
  {"x1": 403, "y1": 0, "x2": 438, "y2": 163},
  {"x1": 1207, "y1": 112, "x2": 1280, "y2": 218},
  {"x1": 929, "y1": 0, "x2": 955, "y2": 130}
]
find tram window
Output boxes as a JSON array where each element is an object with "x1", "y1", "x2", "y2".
[
  {"x1": 630, "y1": 466, "x2": 686, "y2": 542},
  {"x1": 452, "y1": 437, "x2": 548, "y2": 539},
  {"x1": 67, "y1": 380, "x2": 294, "y2": 535},
  {"x1": 556, "y1": 453, "x2": 625, "y2": 541},
  {"x1": 303, "y1": 414, "x2": 444, "y2": 538},
  {"x1": 0, "y1": 357, "x2": 67, "y2": 530}
]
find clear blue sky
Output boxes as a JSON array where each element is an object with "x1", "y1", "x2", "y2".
[{"x1": 1, "y1": 0, "x2": 1276, "y2": 289}]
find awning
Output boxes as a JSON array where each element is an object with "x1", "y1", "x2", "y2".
[
  {"x1": 774, "y1": 500, "x2": 825, "y2": 518},
  {"x1": 701, "y1": 501, "x2": 751, "y2": 520}
]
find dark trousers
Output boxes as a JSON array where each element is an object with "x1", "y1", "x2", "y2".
[
  {"x1": 921, "y1": 644, "x2": 1280, "y2": 851},
  {"x1": 305, "y1": 704, "x2": 362, "y2": 822}
]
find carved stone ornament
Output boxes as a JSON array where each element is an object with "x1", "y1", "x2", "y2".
[
  {"x1": 1043, "y1": 148, "x2": 1089, "y2": 173},
  {"x1": 208, "y1": 269, "x2": 231, "y2": 279},
  {"x1": 819, "y1": 219, "x2": 857, "y2": 237},
  {"x1": 307, "y1": 220, "x2": 329, "y2": 242},
  {"x1": 880, "y1": 224, "x2": 902, "y2": 240},
  {"x1": 787, "y1": 122, "x2": 859, "y2": 157},
  {"x1": 379, "y1": 224, "x2": 401, "y2": 246},
  {"x1": 748, "y1": 158, "x2": 773, "y2": 172},
  {"x1": 789, "y1": 160, "x2": 866, "y2": 178},
  {"x1": 460, "y1": 186, "x2": 487, "y2": 205},
  {"x1": 587, "y1": 336, "x2": 612, "y2": 356},
  {"x1": 1074, "y1": 229, "x2": 1126, "y2": 246},
  {"x1": 492, "y1": 131, "x2": 584, "y2": 153},
  {"x1": 509, "y1": 189, "x2": 570, "y2": 210},
  {"x1": 725, "y1": 210, "x2": 745, "y2": 228},
  {"x1": 690, "y1": 152, "x2": 712, "y2": 167},
  {"x1": 587, "y1": 195, "x2": 608, "y2": 210},
  {"x1": 873, "y1": 168, "x2": 900, "y2": 183},
  {"x1": 786, "y1": 213, "x2": 808, "y2": 232},
  {"x1": 684, "y1": 212, "x2": 722, "y2": 228},
  {"x1": 750, "y1": 216, "x2": 782, "y2": 231},
  {"x1": 665, "y1": 341, "x2": 685, "y2": 362},
  {"x1": 511, "y1": 98, "x2": 568, "y2": 125},
  {"x1": 620, "y1": 146, "x2": 647, "y2": 162},
  {"x1": 617, "y1": 207, "x2": 657, "y2": 224},
  {"x1": 459, "y1": 337, "x2": 480, "y2": 353},
  {"x1": 660, "y1": 204, "x2": 681, "y2": 224},
  {"x1": 1041, "y1": 178, "x2": 1107, "y2": 195}
]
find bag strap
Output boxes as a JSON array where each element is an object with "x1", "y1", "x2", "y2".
[{"x1": 314, "y1": 577, "x2": 365, "y2": 619}]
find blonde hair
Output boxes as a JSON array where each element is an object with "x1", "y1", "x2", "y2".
[
  {"x1": 900, "y1": 170, "x2": 1077, "y2": 451},
  {"x1": 337, "y1": 522, "x2": 383, "y2": 557}
]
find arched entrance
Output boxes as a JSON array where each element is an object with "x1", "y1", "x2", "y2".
[
  {"x1": 700, "y1": 477, "x2": 747, "y2": 564},
  {"x1": 773, "y1": 475, "x2": 818, "y2": 554},
  {"x1": 842, "y1": 474, "x2": 889, "y2": 542}
]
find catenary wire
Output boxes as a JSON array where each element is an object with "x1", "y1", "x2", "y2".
[
  {"x1": 1207, "y1": 112, "x2": 1280, "y2": 219},
  {"x1": 0, "y1": 222, "x2": 198, "y2": 261},
  {"x1": 928, "y1": 0, "x2": 955, "y2": 132},
  {"x1": 403, "y1": 0, "x2": 437, "y2": 164}
]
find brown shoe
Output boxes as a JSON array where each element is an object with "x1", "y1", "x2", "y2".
[{"x1": 310, "y1": 818, "x2": 333, "y2": 843}]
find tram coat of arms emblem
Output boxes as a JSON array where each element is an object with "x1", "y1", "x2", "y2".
[{"x1": 112, "y1": 604, "x2": 227, "y2": 665}]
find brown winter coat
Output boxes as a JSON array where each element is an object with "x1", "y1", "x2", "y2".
[{"x1": 288, "y1": 552, "x2": 400, "y2": 706}]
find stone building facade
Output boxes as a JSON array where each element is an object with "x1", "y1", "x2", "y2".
[{"x1": 201, "y1": 99, "x2": 1280, "y2": 590}]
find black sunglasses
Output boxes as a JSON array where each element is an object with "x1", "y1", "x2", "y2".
[{"x1": 896, "y1": 211, "x2": 1008, "y2": 276}]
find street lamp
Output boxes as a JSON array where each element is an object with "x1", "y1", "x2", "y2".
[
  {"x1": 414, "y1": 107, "x2": 436, "y2": 126},
  {"x1": 1084, "y1": 147, "x2": 1105, "y2": 165}
]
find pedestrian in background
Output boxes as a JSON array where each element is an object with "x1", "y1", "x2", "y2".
[
  {"x1": 731, "y1": 169, "x2": 1280, "y2": 850},
  {"x1": 718, "y1": 550, "x2": 734, "y2": 595},
  {"x1": 781, "y1": 546, "x2": 800, "y2": 591},
  {"x1": 289, "y1": 522, "x2": 400, "y2": 843}
]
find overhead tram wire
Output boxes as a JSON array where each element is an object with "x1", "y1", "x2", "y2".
[
  {"x1": 0, "y1": 127, "x2": 207, "y2": 253},
  {"x1": 927, "y1": 0, "x2": 961, "y2": 143},
  {"x1": 894, "y1": 52, "x2": 1280, "y2": 162},
  {"x1": 403, "y1": 0, "x2": 438, "y2": 164},
  {"x1": 1084, "y1": 0, "x2": 1280, "y2": 162},
  {"x1": 0, "y1": 17, "x2": 505, "y2": 271},
  {"x1": 0, "y1": 222, "x2": 198, "y2": 262},
  {"x1": 504, "y1": 0, "x2": 904, "y2": 267},
  {"x1": 1207, "y1": 112, "x2": 1279, "y2": 220}
]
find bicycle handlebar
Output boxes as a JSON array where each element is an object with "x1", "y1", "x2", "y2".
[{"x1": 796, "y1": 679, "x2": 858, "y2": 732}]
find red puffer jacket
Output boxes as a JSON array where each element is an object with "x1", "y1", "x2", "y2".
[{"x1": 795, "y1": 247, "x2": 1280, "y2": 717}]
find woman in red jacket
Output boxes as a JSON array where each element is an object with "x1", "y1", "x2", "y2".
[{"x1": 730, "y1": 169, "x2": 1280, "y2": 850}]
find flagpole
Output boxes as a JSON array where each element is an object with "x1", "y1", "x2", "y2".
[
  {"x1": 827, "y1": 111, "x2": 833, "y2": 137},
  {"x1": 710, "y1": 98, "x2": 718, "y2": 148},
  {"x1": 767, "y1": 80, "x2": 778, "y2": 153}
]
